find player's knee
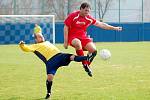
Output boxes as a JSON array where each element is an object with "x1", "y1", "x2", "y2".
[
  {"x1": 47, "y1": 74, "x2": 54, "y2": 81},
  {"x1": 72, "y1": 39, "x2": 82, "y2": 49},
  {"x1": 75, "y1": 44, "x2": 82, "y2": 49}
]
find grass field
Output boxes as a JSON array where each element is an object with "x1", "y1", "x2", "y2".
[{"x1": 0, "y1": 42, "x2": 150, "y2": 100}]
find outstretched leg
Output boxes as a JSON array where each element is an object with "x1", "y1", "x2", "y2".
[{"x1": 72, "y1": 55, "x2": 87, "y2": 62}]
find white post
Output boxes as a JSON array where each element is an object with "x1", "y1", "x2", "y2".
[{"x1": 52, "y1": 15, "x2": 55, "y2": 44}]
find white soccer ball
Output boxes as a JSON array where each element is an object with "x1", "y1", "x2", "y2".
[{"x1": 99, "y1": 49, "x2": 111, "y2": 60}]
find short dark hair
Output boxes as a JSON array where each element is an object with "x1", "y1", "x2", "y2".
[{"x1": 80, "y1": 2, "x2": 91, "y2": 10}]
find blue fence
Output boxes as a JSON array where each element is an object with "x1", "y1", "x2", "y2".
[
  {"x1": 0, "y1": 23, "x2": 52, "y2": 44},
  {"x1": 0, "y1": 22, "x2": 150, "y2": 44},
  {"x1": 55, "y1": 22, "x2": 150, "y2": 43}
]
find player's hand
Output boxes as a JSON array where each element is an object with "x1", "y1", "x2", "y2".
[
  {"x1": 19, "y1": 41, "x2": 25, "y2": 45},
  {"x1": 64, "y1": 42, "x2": 68, "y2": 49},
  {"x1": 114, "y1": 27, "x2": 122, "y2": 31}
]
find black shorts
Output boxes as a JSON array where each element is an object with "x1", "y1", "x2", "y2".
[{"x1": 46, "y1": 53, "x2": 72, "y2": 75}]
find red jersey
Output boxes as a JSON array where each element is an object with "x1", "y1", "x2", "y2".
[{"x1": 64, "y1": 10, "x2": 96, "y2": 39}]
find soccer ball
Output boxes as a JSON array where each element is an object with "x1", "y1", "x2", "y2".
[{"x1": 99, "y1": 49, "x2": 111, "y2": 60}]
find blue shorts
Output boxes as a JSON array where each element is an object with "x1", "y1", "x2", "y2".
[{"x1": 46, "y1": 53, "x2": 72, "y2": 75}]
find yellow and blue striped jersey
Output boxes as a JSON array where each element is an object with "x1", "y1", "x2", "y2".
[{"x1": 19, "y1": 41, "x2": 60, "y2": 61}]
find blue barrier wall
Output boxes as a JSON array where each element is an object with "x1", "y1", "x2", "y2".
[
  {"x1": 0, "y1": 23, "x2": 52, "y2": 44},
  {"x1": 55, "y1": 22, "x2": 150, "y2": 43},
  {"x1": 0, "y1": 22, "x2": 150, "y2": 44}
]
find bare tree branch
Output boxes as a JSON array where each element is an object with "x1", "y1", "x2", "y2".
[
  {"x1": 97, "y1": 0, "x2": 112, "y2": 21},
  {"x1": 46, "y1": 0, "x2": 66, "y2": 20}
]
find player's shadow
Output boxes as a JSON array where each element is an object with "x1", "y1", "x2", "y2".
[
  {"x1": 33, "y1": 98, "x2": 45, "y2": 100},
  {"x1": 8, "y1": 97, "x2": 45, "y2": 100}
]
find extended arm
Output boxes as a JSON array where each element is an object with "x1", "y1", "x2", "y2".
[
  {"x1": 94, "y1": 21, "x2": 122, "y2": 31},
  {"x1": 19, "y1": 41, "x2": 35, "y2": 52}
]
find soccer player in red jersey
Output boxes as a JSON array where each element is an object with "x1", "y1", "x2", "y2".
[{"x1": 64, "y1": 2, "x2": 122, "y2": 76}]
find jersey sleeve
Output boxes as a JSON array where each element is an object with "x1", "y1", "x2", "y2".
[
  {"x1": 64, "y1": 13, "x2": 74, "y2": 27},
  {"x1": 90, "y1": 16, "x2": 96, "y2": 25},
  {"x1": 19, "y1": 44, "x2": 37, "y2": 52}
]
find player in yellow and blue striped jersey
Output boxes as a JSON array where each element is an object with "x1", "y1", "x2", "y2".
[{"x1": 19, "y1": 24, "x2": 92, "y2": 99}]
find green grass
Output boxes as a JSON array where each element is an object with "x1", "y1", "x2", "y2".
[{"x1": 0, "y1": 42, "x2": 150, "y2": 100}]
